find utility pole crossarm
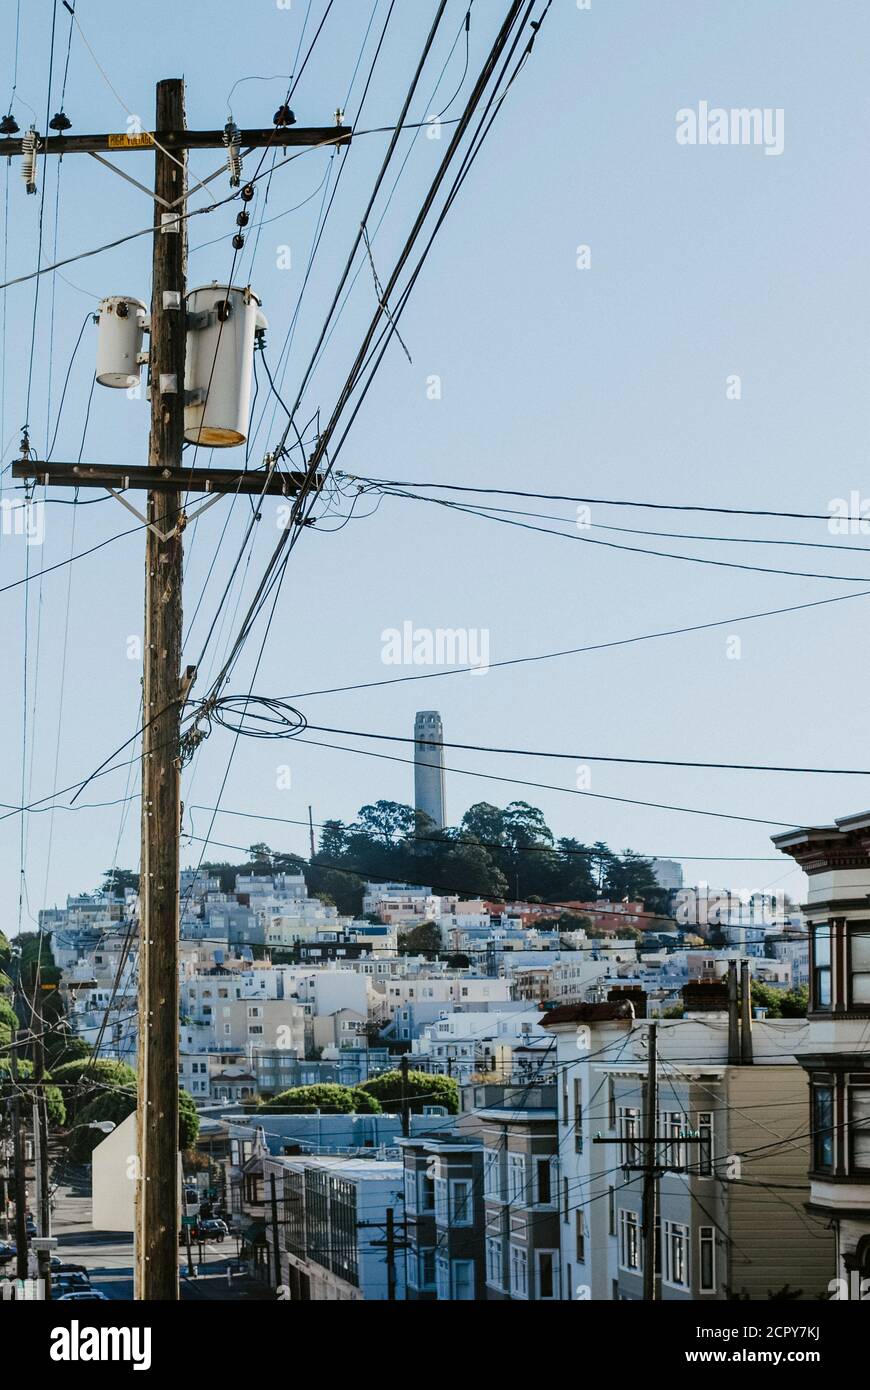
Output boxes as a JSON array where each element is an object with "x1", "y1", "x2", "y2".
[
  {"x1": 0, "y1": 127, "x2": 351, "y2": 157},
  {"x1": 12, "y1": 461, "x2": 323, "y2": 497}
]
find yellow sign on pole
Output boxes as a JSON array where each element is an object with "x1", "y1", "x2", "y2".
[{"x1": 107, "y1": 132, "x2": 156, "y2": 149}]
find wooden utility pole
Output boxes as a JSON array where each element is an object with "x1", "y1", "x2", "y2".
[
  {"x1": 10, "y1": 1032, "x2": 28, "y2": 1282},
  {"x1": 7, "y1": 84, "x2": 339, "y2": 1303},
  {"x1": 641, "y1": 1021, "x2": 658, "y2": 1302},
  {"x1": 594, "y1": 1020, "x2": 706, "y2": 1301},
  {"x1": 136, "y1": 77, "x2": 187, "y2": 1302}
]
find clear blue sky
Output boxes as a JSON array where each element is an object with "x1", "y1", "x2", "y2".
[{"x1": 2, "y1": 0, "x2": 869, "y2": 925}]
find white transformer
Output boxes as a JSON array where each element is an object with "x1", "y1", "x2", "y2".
[
  {"x1": 184, "y1": 283, "x2": 266, "y2": 447},
  {"x1": 95, "y1": 295, "x2": 147, "y2": 388}
]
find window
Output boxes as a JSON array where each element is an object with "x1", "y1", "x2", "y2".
[
  {"x1": 699, "y1": 1226, "x2": 716, "y2": 1293},
  {"x1": 662, "y1": 1112, "x2": 687, "y2": 1171},
  {"x1": 618, "y1": 1107, "x2": 640, "y2": 1167},
  {"x1": 434, "y1": 1177, "x2": 448, "y2": 1224},
  {"x1": 537, "y1": 1250, "x2": 559, "y2": 1299},
  {"x1": 849, "y1": 1081, "x2": 870, "y2": 1172},
  {"x1": 436, "y1": 1254, "x2": 449, "y2": 1300},
  {"x1": 449, "y1": 1179, "x2": 473, "y2": 1226},
  {"x1": 536, "y1": 1158, "x2": 554, "y2": 1206},
  {"x1": 418, "y1": 1248, "x2": 435, "y2": 1289},
  {"x1": 607, "y1": 1075, "x2": 616, "y2": 1130},
  {"x1": 618, "y1": 1209, "x2": 641, "y2": 1271},
  {"x1": 509, "y1": 1244, "x2": 528, "y2": 1298},
  {"x1": 573, "y1": 1077, "x2": 583, "y2": 1153},
  {"x1": 404, "y1": 1168, "x2": 417, "y2": 1214},
  {"x1": 812, "y1": 925, "x2": 832, "y2": 1009},
  {"x1": 484, "y1": 1148, "x2": 501, "y2": 1200},
  {"x1": 697, "y1": 1112, "x2": 713, "y2": 1177},
  {"x1": 575, "y1": 1209, "x2": 585, "y2": 1263},
  {"x1": 451, "y1": 1260, "x2": 474, "y2": 1300},
  {"x1": 813, "y1": 1082, "x2": 834, "y2": 1171},
  {"x1": 562, "y1": 1070, "x2": 569, "y2": 1125},
  {"x1": 563, "y1": 1177, "x2": 570, "y2": 1224},
  {"x1": 664, "y1": 1220, "x2": 690, "y2": 1289},
  {"x1": 486, "y1": 1236, "x2": 502, "y2": 1286},
  {"x1": 508, "y1": 1153, "x2": 527, "y2": 1203},
  {"x1": 850, "y1": 929, "x2": 870, "y2": 1007}
]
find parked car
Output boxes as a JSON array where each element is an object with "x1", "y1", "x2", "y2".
[
  {"x1": 0, "y1": 1243, "x2": 16, "y2": 1266},
  {"x1": 53, "y1": 1261, "x2": 88, "y2": 1276},
  {"x1": 56, "y1": 1290, "x2": 109, "y2": 1302},
  {"x1": 55, "y1": 1272, "x2": 91, "y2": 1293},
  {"x1": 197, "y1": 1218, "x2": 228, "y2": 1243},
  {"x1": 24, "y1": 1216, "x2": 36, "y2": 1236}
]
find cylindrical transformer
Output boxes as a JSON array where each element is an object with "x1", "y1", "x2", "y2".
[
  {"x1": 96, "y1": 296, "x2": 147, "y2": 388},
  {"x1": 184, "y1": 284, "x2": 267, "y2": 447}
]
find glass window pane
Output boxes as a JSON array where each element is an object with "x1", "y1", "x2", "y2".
[
  {"x1": 814, "y1": 926, "x2": 831, "y2": 966},
  {"x1": 850, "y1": 1088, "x2": 870, "y2": 1170}
]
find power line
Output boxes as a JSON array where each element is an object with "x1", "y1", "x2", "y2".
[{"x1": 299, "y1": 721, "x2": 870, "y2": 778}]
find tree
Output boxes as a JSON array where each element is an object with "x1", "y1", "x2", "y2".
[
  {"x1": 318, "y1": 820, "x2": 348, "y2": 860},
  {"x1": 0, "y1": 995, "x2": 18, "y2": 1048},
  {"x1": 259, "y1": 1083, "x2": 381, "y2": 1114},
  {"x1": 50, "y1": 1059, "x2": 136, "y2": 1123},
  {"x1": 398, "y1": 922, "x2": 442, "y2": 960},
  {"x1": 44, "y1": 1032, "x2": 92, "y2": 1069},
  {"x1": 355, "y1": 1070, "x2": 459, "y2": 1116},
  {"x1": 352, "y1": 801, "x2": 416, "y2": 847},
  {"x1": 68, "y1": 1087, "x2": 198, "y2": 1161},
  {"x1": 747, "y1": 981, "x2": 808, "y2": 1019},
  {"x1": 100, "y1": 868, "x2": 139, "y2": 896},
  {"x1": 446, "y1": 953, "x2": 471, "y2": 969}
]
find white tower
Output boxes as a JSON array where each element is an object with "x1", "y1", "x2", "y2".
[{"x1": 414, "y1": 711, "x2": 446, "y2": 831}]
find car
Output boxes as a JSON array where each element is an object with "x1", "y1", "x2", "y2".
[
  {"x1": 54, "y1": 1262, "x2": 88, "y2": 1275},
  {"x1": 197, "y1": 1218, "x2": 229, "y2": 1242},
  {"x1": 55, "y1": 1290, "x2": 109, "y2": 1301},
  {"x1": 0, "y1": 1243, "x2": 16, "y2": 1266},
  {"x1": 24, "y1": 1217, "x2": 36, "y2": 1236},
  {"x1": 55, "y1": 1272, "x2": 92, "y2": 1293}
]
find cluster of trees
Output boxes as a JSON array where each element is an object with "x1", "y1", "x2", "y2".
[
  {"x1": 259, "y1": 1069, "x2": 459, "y2": 1115},
  {"x1": 0, "y1": 932, "x2": 200, "y2": 1158},
  {"x1": 194, "y1": 798, "x2": 669, "y2": 919}
]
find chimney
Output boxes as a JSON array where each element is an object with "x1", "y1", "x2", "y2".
[
  {"x1": 727, "y1": 960, "x2": 740, "y2": 1064},
  {"x1": 681, "y1": 980, "x2": 730, "y2": 1015},
  {"x1": 607, "y1": 985, "x2": 647, "y2": 1018},
  {"x1": 740, "y1": 960, "x2": 754, "y2": 1064}
]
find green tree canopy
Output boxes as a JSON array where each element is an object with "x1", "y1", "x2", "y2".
[
  {"x1": 398, "y1": 922, "x2": 442, "y2": 959},
  {"x1": 259, "y1": 1082, "x2": 381, "y2": 1114},
  {"x1": 68, "y1": 1087, "x2": 198, "y2": 1161},
  {"x1": 355, "y1": 1069, "x2": 459, "y2": 1116}
]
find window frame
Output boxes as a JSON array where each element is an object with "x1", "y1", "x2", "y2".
[
  {"x1": 698, "y1": 1225, "x2": 716, "y2": 1293},
  {"x1": 618, "y1": 1208, "x2": 641, "y2": 1273},
  {"x1": 848, "y1": 925, "x2": 870, "y2": 1009},
  {"x1": 663, "y1": 1219, "x2": 690, "y2": 1290},
  {"x1": 811, "y1": 923, "x2": 832, "y2": 1011},
  {"x1": 509, "y1": 1243, "x2": 529, "y2": 1299},
  {"x1": 812, "y1": 1078, "x2": 835, "y2": 1173}
]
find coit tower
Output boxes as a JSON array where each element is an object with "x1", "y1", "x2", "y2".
[{"x1": 414, "y1": 711, "x2": 446, "y2": 831}]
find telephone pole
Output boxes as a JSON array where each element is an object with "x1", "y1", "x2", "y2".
[
  {"x1": 9, "y1": 81, "x2": 343, "y2": 1303},
  {"x1": 10, "y1": 1032, "x2": 28, "y2": 1282},
  {"x1": 136, "y1": 76, "x2": 187, "y2": 1303},
  {"x1": 641, "y1": 1020, "x2": 658, "y2": 1302}
]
